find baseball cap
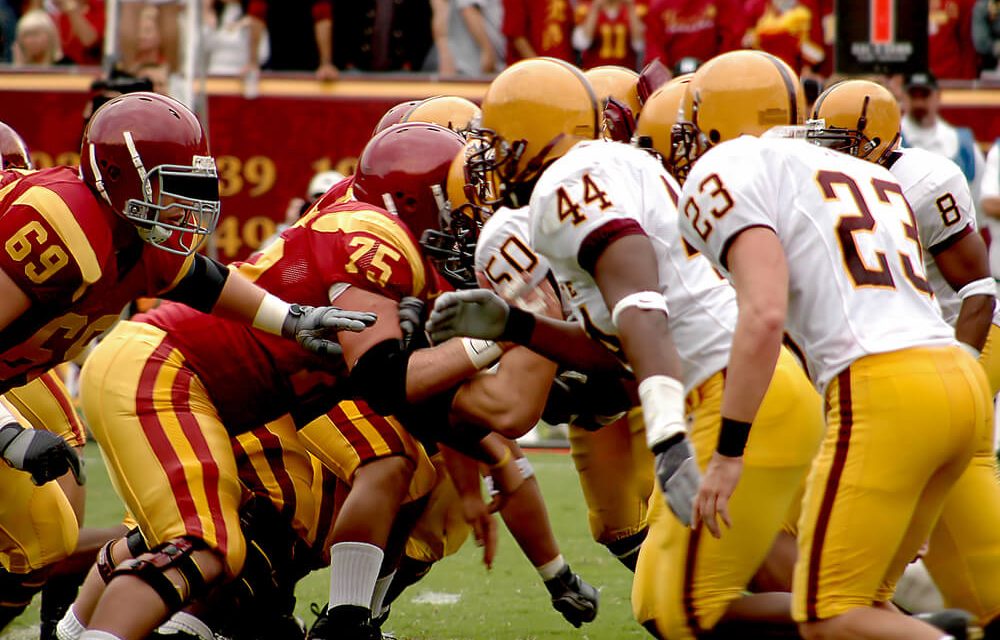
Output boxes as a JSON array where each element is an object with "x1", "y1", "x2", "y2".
[{"x1": 905, "y1": 72, "x2": 938, "y2": 93}]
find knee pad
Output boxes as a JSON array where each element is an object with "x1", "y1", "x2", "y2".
[
  {"x1": 604, "y1": 527, "x2": 648, "y2": 572},
  {"x1": 110, "y1": 537, "x2": 208, "y2": 611},
  {"x1": 96, "y1": 527, "x2": 148, "y2": 585}
]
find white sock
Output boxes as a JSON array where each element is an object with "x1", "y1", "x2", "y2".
[
  {"x1": 156, "y1": 611, "x2": 214, "y2": 640},
  {"x1": 56, "y1": 606, "x2": 87, "y2": 640},
  {"x1": 536, "y1": 554, "x2": 566, "y2": 581},
  {"x1": 79, "y1": 632, "x2": 124, "y2": 640},
  {"x1": 328, "y1": 541, "x2": 383, "y2": 609},
  {"x1": 370, "y1": 571, "x2": 395, "y2": 617}
]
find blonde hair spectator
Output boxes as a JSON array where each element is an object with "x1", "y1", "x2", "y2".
[{"x1": 14, "y1": 9, "x2": 64, "y2": 66}]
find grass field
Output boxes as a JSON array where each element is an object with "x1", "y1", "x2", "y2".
[{"x1": 2, "y1": 444, "x2": 648, "y2": 640}]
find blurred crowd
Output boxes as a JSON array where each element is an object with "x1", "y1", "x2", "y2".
[{"x1": 0, "y1": 0, "x2": 997, "y2": 85}]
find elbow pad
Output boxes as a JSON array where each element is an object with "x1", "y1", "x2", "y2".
[
  {"x1": 350, "y1": 339, "x2": 410, "y2": 416},
  {"x1": 161, "y1": 254, "x2": 230, "y2": 313}
]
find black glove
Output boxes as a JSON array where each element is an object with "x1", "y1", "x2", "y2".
[
  {"x1": 398, "y1": 296, "x2": 426, "y2": 352},
  {"x1": 0, "y1": 423, "x2": 84, "y2": 486},
  {"x1": 652, "y1": 434, "x2": 700, "y2": 527},
  {"x1": 542, "y1": 371, "x2": 632, "y2": 431},
  {"x1": 281, "y1": 304, "x2": 377, "y2": 356}
]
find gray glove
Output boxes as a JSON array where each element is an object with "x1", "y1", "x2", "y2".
[
  {"x1": 398, "y1": 296, "x2": 426, "y2": 351},
  {"x1": 426, "y1": 290, "x2": 511, "y2": 344},
  {"x1": 653, "y1": 434, "x2": 700, "y2": 527},
  {"x1": 281, "y1": 304, "x2": 377, "y2": 356},
  {"x1": 0, "y1": 423, "x2": 84, "y2": 486}
]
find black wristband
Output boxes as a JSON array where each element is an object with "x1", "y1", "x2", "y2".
[
  {"x1": 500, "y1": 307, "x2": 536, "y2": 344},
  {"x1": 716, "y1": 417, "x2": 751, "y2": 457}
]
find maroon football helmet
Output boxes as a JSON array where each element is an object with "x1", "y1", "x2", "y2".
[
  {"x1": 372, "y1": 100, "x2": 421, "y2": 136},
  {"x1": 0, "y1": 121, "x2": 31, "y2": 170},
  {"x1": 79, "y1": 92, "x2": 220, "y2": 256}
]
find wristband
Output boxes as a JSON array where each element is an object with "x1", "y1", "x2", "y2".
[
  {"x1": 716, "y1": 417, "x2": 752, "y2": 457},
  {"x1": 252, "y1": 293, "x2": 291, "y2": 336},
  {"x1": 957, "y1": 277, "x2": 996, "y2": 300},
  {"x1": 461, "y1": 338, "x2": 503, "y2": 370},
  {"x1": 611, "y1": 291, "x2": 669, "y2": 329},
  {"x1": 500, "y1": 306, "x2": 536, "y2": 344},
  {"x1": 637, "y1": 374, "x2": 686, "y2": 450},
  {"x1": 958, "y1": 341, "x2": 981, "y2": 360}
]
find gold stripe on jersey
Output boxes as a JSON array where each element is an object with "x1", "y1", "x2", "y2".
[
  {"x1": 14, "y1": 187, "x2": 101, "y2": 292},
  {"x1": 233, "y1": 238, "x2": 286, "y2": 284},
  {"x1": 163, "y1": 252, "x2": 196, "y2": 295},
  {"x1": 150, "y1": 348, "x2": 219, "y2": 546},
  {"x1": 0, "y1": 176, "x2": 22, "y2": 202},
  {"x1": 310, "y1": 210, "x2": 426, "y2": 296},
  {"x1": 338, "y1": 400, "x2": 394, "y2": 456}
]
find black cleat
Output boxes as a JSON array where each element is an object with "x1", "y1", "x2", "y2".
[
  {"x1": 544, "y1": 565, "x2": 599, "y2": 628},
  {"x1": 307, "y1": 604, "x2": 379, "y2": 640},
  {"x1": 916, "y1": 609, "x2": 983, "y2": 640}
]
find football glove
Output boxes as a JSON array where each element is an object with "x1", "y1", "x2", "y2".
[
  {"x1": 0, "y1": 423, "x2": 84, "y2": 486},
  {"x1": 281, "y1": 304, "x2": 377, "y2": 356},
  {"x1": 398, "y1": 296, "x2": 426, "y2": 352},
  {"x1": 427, "y1": 289, "x2": 510, "y2": 344},
  {"x1": 653, "y1": 434, "x2": 700, "y2": 527}
]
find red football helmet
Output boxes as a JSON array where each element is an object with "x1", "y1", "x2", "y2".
[
  {"x1": 0, "y1": 121, "x2": 32, "y2": 170},
  {"x1": 352, "y1": 122, "x2": 471, "y2": 285},
  {"x1": 79, "y1": 92, "x2": 220, "y2": 256},
  {"x1": 372, "y1": 100, "x2": 421, "y2": 136}
]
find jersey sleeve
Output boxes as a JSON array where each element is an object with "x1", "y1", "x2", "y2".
[
  {"x1": 475, "y1": 207, "x2": 551, "y2": 292},
  {"x1": 910, "y1": 160, "x2": 976, "y2": 254},
  {"x1": 0, "y1": 191, "x2": 93, "y2": 305},
  {"x1": 531, "y1": 160, "x2": 646, "y2": 275},
  {"x1": 308, "y1": 208, "x2": 428, "y2": 302},
  {"x1": 677, "y1": 142, "x2": 778, "y2": 272}
]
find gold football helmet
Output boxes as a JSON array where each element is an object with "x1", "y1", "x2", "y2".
[
  {"x1": 585, "y1": 65, "x2": 641, "y2": 141},
  {"x1": 673, "y1": 50, "x2": 805, "y2": 180},
  {"x1": 470, "y1": 57, "x2": 600, "y2": 207},
  {"x1": 808, "y1": 80, "x2": 901, "y2": 164},
  {"x1": 634, "y1": 74, "x2": 691, "y2": 178},
  {"x1": 402, "y1": 95, "x2": 483, "y2": 134}
]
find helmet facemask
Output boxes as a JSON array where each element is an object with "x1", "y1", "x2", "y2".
[
  {"x1": 806, "y1": 96, "x2": 883, "y2": 160},
  {"x1": 419, "y1": 184, "x2": 482, "y2": 289}
]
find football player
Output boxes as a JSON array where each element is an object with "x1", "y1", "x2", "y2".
[
  {"x1": 426, "y1": 56, "x2": 827, "y2": 638},
  {"x1": 809, "y1": 79, "x2": 1000, "y2": 637},
  {"x1": 670, "y1": 51, "x2": 990, "y2": 640},
  {"x1": 400, "y1": 95, "x2": 482, "y2": 133}
]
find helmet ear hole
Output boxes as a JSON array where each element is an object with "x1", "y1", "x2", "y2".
[{"x1": 709, "y1": 129, "x2": 721, "y2": 144}]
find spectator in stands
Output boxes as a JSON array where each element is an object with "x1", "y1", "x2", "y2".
[
  {"x1": 642, "y1": 0, "x2": 742, "y2": 70},
  {"x1": 930, "y1": 0, "x2": 978, "y2": 79},
  {"x1": 980, "y1": 141, "x2": 1000, "y2": 265},
  {"x1": 503, "y1": 0, "x2": 574, "y2": 64},
  {"x1": 333, "y1": 0, "x2": 433, "y2": 72},
  {"x1": 247, "y1": 0, "x2": 337, "y2": 79},
  {"x1": 744, "y1": 0, "x2": 824, "y2": 75},
  {"x1": 430, "y1": 0, "x2": 504, "y2": 76},
  {"x1": 973, "y1": 0, "x2": 1000, "y2": 73},
  {"x1": 203, "y1": 0, "x2": 270, "y2": 76},
  {"x1": 119, "y1": 0, "x2": 178, "y2": 78},
  {"x1": 12, "y1": 8, "x2": 68, "y2": 65},
  {"x1": 0, "y1": 0, "x2": 16, "y2": 62},
  {"x1": 573, "y1": 0, "x2": 644, "y2": 70},
  {"x1": 52, "y1": 0, "x2": 104, "y2": 65}
]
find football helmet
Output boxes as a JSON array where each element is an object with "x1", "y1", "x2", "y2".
[
  {"x1": 402, "y1": 95, "x2": 482, "y2": 134},
  {"x1": 80, "y1": 92, "x2": 220, "y2": 256},
  {"x1": 353, "y1": 123, "x2": 471, "y2": 286},
  {"x1": 672, "y1": 50, "x2": 805, "y2": 181},
  {"x1": 634, "y1": 74, "x2": 691, "y2": 178},
  {"x1": 372, "y1": 100, "x2": 422, "y2": 135},
  {"x1": 807, "y1": 79, "x2": 901, "y2": 164},
  {"x1": 469, "y1": 57, "x2": 600, "y2": 208},
  {"x1": 0, "y1": 121, "x2": 32, "y2": 170},
  {"x1": 584, "y1": 66, "x2": 641, "y2": 142}
]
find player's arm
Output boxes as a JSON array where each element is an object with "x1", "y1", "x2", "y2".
[
  {"x1": 694, "y1": 226, "x2": 787, "y2": 538},
  {"x1": 932, "y1": 230, "x2": 994, "y2": 353},
  {"x1": 160, "y1": 254, "x2": 375, "y2": 351}
]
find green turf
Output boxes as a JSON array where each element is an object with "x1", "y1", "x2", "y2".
[{"x1": 2, "y1": 445, "x2": 647, "y2": 639}]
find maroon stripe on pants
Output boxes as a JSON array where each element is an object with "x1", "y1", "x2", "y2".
[
  {"x1": 328, "y1": 404, "x2": 377, "y2": 461},
  {"x1": 683, "y1": 524, "x2": 704, "y2": 634},
  {"x1": 806, "y1": 369, "x2": 854, "y2": 621}
]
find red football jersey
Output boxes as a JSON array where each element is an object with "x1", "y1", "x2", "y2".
[
  {"x1": 137, "y1": 201, "x2": 442, "y2": 434},
  {"x1": 643, "y1": 0, "x2": 743, "y2": 68},
  {"x1": 503, "y1": 0, "x2": 574, "y2": 64},
  {"x1": 0, "y1": 167, "x2": 192, "y2": 392},
  {"x1": 576, "y1": 2, "x2": 640, "y2": 70},
  {"x1": 309, "y1": 175, "x2": 354, "y2": 213},
  {"x1": 929, "y1": 0, "x2": 977, "y2": 79}
]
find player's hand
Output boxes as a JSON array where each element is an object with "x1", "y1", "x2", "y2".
[
  {"x1": 461, "y1": 494, "x2": 498, "y2": 569},
  {"x1": 282, "y1": 304, "x2": 377, "y2": 356},
  {"x1": 692, "y1": 452, "x2": 742, "y2": 538},
  {"x1": 0, "y1": 424, "x2": 85, "y2": 486},
  {"x1": 427, "y1": 289, "x2": 510, "y2": 343},
  {"x1": 398, "y1": 296, "x2": 426, "y2": 351},
  {"x1": 653, "y1": 434, "x2": 700, "y2": 527},
  {"x1": 485, "y1": 450, "x2": 525, "y2": 515}
]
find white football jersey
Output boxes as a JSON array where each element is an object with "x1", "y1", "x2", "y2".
[
  {"x1": 475, "y1": 206, "x2": 552, "y2": 293},
  {"x1": 528, "y1": 139, "x2": 737, "y2": 392},
  {"x1": 679, "y1": 136, "x2": 955, "y2": 392},
  {"x1": 885, "y1": 147, "x2": 998, "y2": 326}
]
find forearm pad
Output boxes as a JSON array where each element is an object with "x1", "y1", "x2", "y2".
[
  {"x1": 350, "y1": 339, "x2": 410, "y2": 416},
  {"x1": 161, "y1": 254, "x2": 230, "y2": 313}
]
